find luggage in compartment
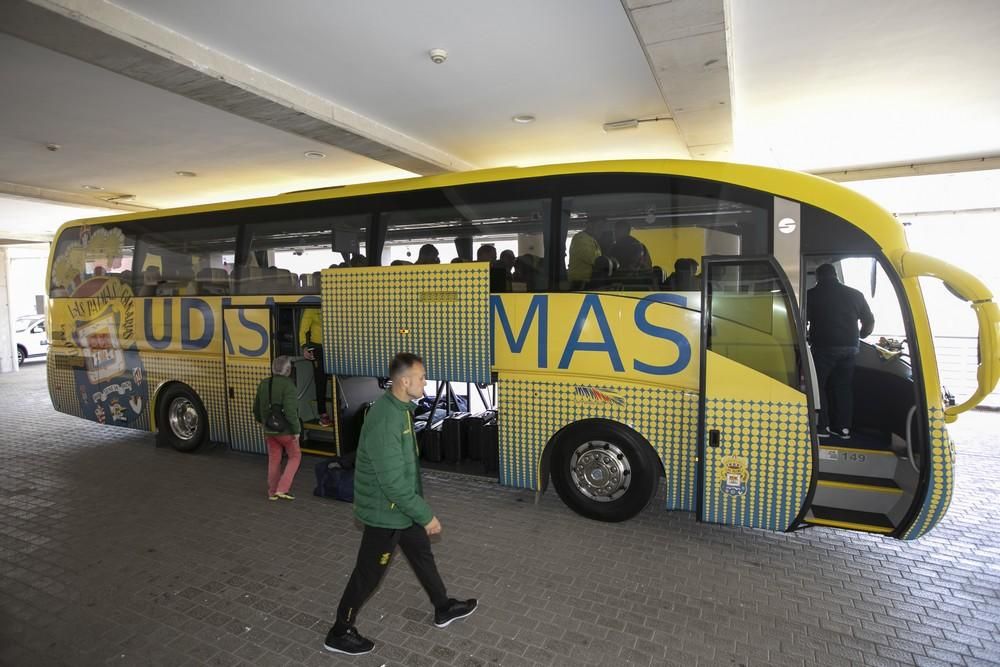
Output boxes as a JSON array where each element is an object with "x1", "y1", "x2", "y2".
[
  {"x1": 420, "y1": 420, "x2": 445, "y2": 462},
  {"x1": 481, "y1": 421, "x2": 499, "y2": 474},
  {"x1": 463, "y1": 410, "x2": 498, "y2": 461},
  {"x1": 441, "y1": 412, "x2": 471, "y2": 463}
]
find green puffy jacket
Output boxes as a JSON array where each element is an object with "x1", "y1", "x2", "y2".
[
  {"x1": 353, "y1": 391, "x2": 433, "y2": 529},
  {"x1": 252, "y1": 375, "x2": 301, "y2": 436}
]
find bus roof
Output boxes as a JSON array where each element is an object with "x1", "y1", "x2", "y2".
[{"x1": 55, "y1": 159, "x2": 907, "y2": 252}]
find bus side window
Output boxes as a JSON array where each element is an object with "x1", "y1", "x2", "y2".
[
  {"x1": 558, "y1": 187, "x2": 768, "y2": 293},
  {"x1": 376, "y1": 196, "x2": 550, "y2": 292}
]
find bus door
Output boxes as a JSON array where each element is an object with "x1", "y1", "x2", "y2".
[
  {"x1": 222, "y1": 305, "x2": 274, "y2": 454},
  {"x1": 697, "y1": 257, "x2": 816, "y2": 531}
]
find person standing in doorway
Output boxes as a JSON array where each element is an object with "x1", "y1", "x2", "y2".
[
  {"x1": 252, "y1": 355, "x2": 301, "y2": 500},
  {"x1": 806, "y1": 263, "x2": 875, "y2": 439},
  {"x1": 299, "y1": 307, "x2": 331, "y2": 426},
  {"x1": 323, "y1": 352, "x2": 477, "y2": 656}
]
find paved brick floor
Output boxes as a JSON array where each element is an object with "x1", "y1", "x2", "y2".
[{"x1": 1, "y1": 361, "x2": 999, "y2": 667}]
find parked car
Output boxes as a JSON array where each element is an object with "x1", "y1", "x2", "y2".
[{"x1": 15, "y1": 315, "x2": 47, "y2": 365}]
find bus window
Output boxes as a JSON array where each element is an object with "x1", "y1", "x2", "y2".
[
  {"x1": 129, "y1": 222, "x2": 238, "y2": 297},
  {"x1": 561, "y1": 190, "x2": 767, "y2": 291},
  {"x1": 241, "y1": 214, "x2": 369, "y2": 294},
  {"x1": 377, "y1": 197, "x2": 550, "y2": 292},
  {"x1": 49, "y1": 224, "x2": 136, "y2": 297}
]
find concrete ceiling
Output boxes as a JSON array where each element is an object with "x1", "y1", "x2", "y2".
[
  {"x1": 0, "y1": 0, "x2": 998, "y2": 243},
  {"x1": 731, "y1": 0, "x2": 1000, "y2": 171}
]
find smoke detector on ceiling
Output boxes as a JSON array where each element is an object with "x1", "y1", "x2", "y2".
[{"x1": 429, "y1": 48, "x2": 448, "y2": 64}]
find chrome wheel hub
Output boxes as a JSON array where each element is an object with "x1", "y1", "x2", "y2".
[
  {"x1": 570, "y1": 440, "x2": 631, "y2": 502},
  {"x1": 168, "y1": 397, "x2": 199, "y2": 441}
]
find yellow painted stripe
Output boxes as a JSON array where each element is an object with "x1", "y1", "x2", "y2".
[
  {"x1": 819, "y1": 445, "x2": 895, "y2": 456},
  {"x1": 817, "y1": 480, "x2": 903, "y2": 495},
  {"x1": 302, "y1": 422, "x2": 333, "y2": 431},
  {"x1": 301, "y1": 447, "x2": 335, "y2": 457},
  {"x1": 806, "y1": 517, "x2": 894, "y2": 533}
]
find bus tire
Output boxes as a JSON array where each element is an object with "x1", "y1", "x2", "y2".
[
  {"x1": 550, "y1": 420, "x2": 659, "y2": 522},
  {"x1": 156, "y1": 384, "x2": 208, "y2": 453}
]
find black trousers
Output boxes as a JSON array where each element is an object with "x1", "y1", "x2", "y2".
[
  {"x1": 813, "y1": 346, "x2": 858, "y2": 431},
  {"x1": 334, "y1": 524, "x2": 449, "y2": 630},
  {"x1": 309, "y1": 344, "x2": 327, "y2": 415}
]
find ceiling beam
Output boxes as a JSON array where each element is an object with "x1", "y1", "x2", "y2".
[
  {"x1": 0, "y1": 0, "x2": 475, "y2": 176},
  {"x1": 622, "y1": 0, "x2": 733, "y2": 160},
  {"x1": 0, "y1": 181, "x2": 152, "y2": 212},
  {"x1": 811, "y1": 155, "x2": 1000, "y2": 182}
]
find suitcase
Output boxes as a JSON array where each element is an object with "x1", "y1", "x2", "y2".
[
  {"x1": 481, "y1": 422, "x2": 500, "y2": 474},
  {"x1": 442, "y1": 413, "x2": 471, "y2": 463},
  {"x1": 464, "y1": 410, "x2": 498, "y2": 461},
  {"x1": 421, "y1": 420, "x2": 444, "y2": 462}
]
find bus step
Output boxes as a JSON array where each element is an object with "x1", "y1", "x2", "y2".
[
  {"x1": 817, "y1": 472, "x2": 902, "y2": 490},
  {"x1": 817, "y1": 444, "x2": 899, "y2": 478},
  {"x1": 826, "y1": 429, "x2": 894, "y2": 451},
  {"x1": 805, "y1": 506, "x2": 895, "y2": 534},
  {"x1": 814, "y1": 473, "x2": 903, "y2": 515}
]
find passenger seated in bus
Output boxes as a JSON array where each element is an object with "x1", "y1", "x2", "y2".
[
  {"x1": 665, "y1": 258, "x2": 700, "y2": 291},
  {"x1": 390, "y1": 259, "x2": 412, "y2": 266},
  {"x1": 415, "y1": 244, "x2": 440, "y2": 264},
  {"x1": 610, "y1": 221, "x2": 652, "y2": 270},
  {"x1": 499, "y1": 249, "x2": 516, "y2": 276},
  {"x1": 568, "y1": 217, "x2": 603, "y2": 287},
  {"x1": 139, "y1": 266, "x2": 162, "y2": 296},
  {"x1": 477, "y1": 244, "x2": 511, "y2": 292},
  {"x1": 476, "y1": 245, "x2": 497, "y2": 262},
  {"x1": 512, "y1": 254, "x2": 545, "y2": 291},
  {"x1": 350, "y1": 254, "x2": 368, "y2": 267}
]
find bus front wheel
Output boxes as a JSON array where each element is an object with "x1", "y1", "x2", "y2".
[
  {"x1": 550, "y1": 420, "x2": 659, "y2": 522},
  {"x1": 157, "y1": 384, "x2": 208, "y2": 453}
]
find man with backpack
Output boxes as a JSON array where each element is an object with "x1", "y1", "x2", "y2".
[
  {"x1": 252, "y1": 355, "x2": 301, "y2": 500},
  {"x1": 323, "y1": 352, "x2": 477, "y2": 656}
]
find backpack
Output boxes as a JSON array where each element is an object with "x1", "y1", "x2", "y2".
[
  {"x1": 313, "y1": 457, "x2": 354, "y2": 502},
  {"x1": 264, "y1": 378, "x2": 291, "y2": 432}
]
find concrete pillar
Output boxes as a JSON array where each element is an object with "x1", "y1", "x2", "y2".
[{"x1": 0, "y1": 248, "x2": 17, "y2": 373}]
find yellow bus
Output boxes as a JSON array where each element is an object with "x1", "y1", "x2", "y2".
[{"x1": 46, "y1": 160, "x2": 999, "y2": 539}]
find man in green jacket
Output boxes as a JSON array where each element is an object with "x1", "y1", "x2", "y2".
[
  {"x1": 252, "y1": 356, "x2": 301, "y2": 501},
  {"x1": 324, "y1": 353, "x2": 477, "y2": 656}
]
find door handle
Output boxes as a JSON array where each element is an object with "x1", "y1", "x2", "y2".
[
  {"x1": 709, "y1": 429, "x2": 721, "y2": 447},
  {"x1": 228, "y1": 387, "x2": 235, "y2": 399}
]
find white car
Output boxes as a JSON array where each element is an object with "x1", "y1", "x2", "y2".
[{"x1": 15, "y1": 315, "x2": 48, "y2": 365}]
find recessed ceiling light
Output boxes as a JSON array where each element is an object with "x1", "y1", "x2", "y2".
[
  {"x1": 81, "y1": 184, "x2": 104, "y2": 191},
  {"x1": 175, "y1": 170, "x2": 197, "y2": 177},
  {"x1": 304, "y1": 151, "x2": 326, "y2": 159},
  {"x1": 512, "y1": 115, "x2": 536, "y2": 124}
]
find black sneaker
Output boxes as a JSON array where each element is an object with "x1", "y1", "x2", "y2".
[
  {"x1": 434, "y1": 598, "x2": 478, "y2": 628},
  {"x1": 818, "y1": 429, "x2": 831, "y2": 439},
  {"x1": 323, "y1": 626, "x2": 374, "y2": 655},
  {"x1": 831, "y1": 427, "x2": 851, "y2": 440}
]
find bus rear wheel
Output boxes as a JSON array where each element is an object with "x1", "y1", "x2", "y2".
[
  {"x1": 550, "y1": 420, "x2": 659, "y2": 522},
  {"x1": 157, "y1": 384, "x2": 208, "y2": 453}
]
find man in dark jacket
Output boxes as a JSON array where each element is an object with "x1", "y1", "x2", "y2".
[
  {"x1": 806, "y1": 264, "x2": 875, "y2": 439},
  {"x1": 324, "y1": 353, "x2": 477, "y2": 656}
]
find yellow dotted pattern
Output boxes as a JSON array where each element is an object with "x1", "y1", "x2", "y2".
[
  {"x1": 143, "y1": 353, "x2": 228, "y2": 443},
  {"x1": 498, "y1": 375, "x2": 700, "y2": 511},
  {"x1": 321, "y1": 264, "x2": 490, "y2": 383},
  {"x1": 902, "y1": 408, "x2": 953, "y2": 540},
  {"x1": 701, "y1": 398, "x2": 812, "y2": 530}
]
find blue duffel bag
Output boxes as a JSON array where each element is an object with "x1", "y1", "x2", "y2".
[{"x1": 313, "y1": 457, "x2": 354, "y2": 502}]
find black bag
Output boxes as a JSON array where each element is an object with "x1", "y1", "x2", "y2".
[
  {"x1": 442, "y1": 413, "x2": 471, "y2": 463},
  {"x1": 264, "y1": 378, "x2": 291, "y2": 432},
  {"x1": 464, "y1": 410, "x2": 498, "y2": 461},
  {"x1": 481, "y1": 422, "x2": 499, "y2": 474},
  {"x1": 313, "y1": 457, "x2": 354, "y2": 502},
  {"x1": 421, "y1": 420, "x2": 444, "y2": 462}
]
